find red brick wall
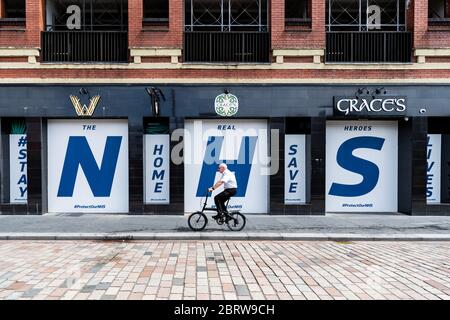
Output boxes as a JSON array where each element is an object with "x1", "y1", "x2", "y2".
[
  {"x1": 129, "y1": 0, "x2": 183, "y2": 48},
  {"x1": 25, "y1": 0, "x2": 45, "y2": 47},
  {"x1": 1, "y1": 0, "x2": 450, "y2": 77},
  {"x1": 271, "y1": 0, "x2": 325, "y2": 49},
  {"x1": 414, "y1": 0, "x2": 450, "y2": 48},
  {"x1": 0, "y1": 0, "x2": 43, "y2": 48},
  {"x1": 1, "y1": 1, "x2": 450, "y2": 53},
  {"x1": 1, "y1": 68, "x2": 450, "y2": 80}
]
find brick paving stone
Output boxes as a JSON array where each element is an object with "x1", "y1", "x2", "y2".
[
  {"x1": 128, "y1": 292, "x2": 144, "y2": 300},
  {"x1": 234, "y1": 285, "x2": 250, "y2": 296},
  {"x1": 116, "y1": 292, "x2": 130, "y2": 300},
  {"x1": 197, "y1": 285, "x2": 209, "y2": 294},
  {"x1": 0, "y1": 241, "x2": 448, "y2": 300},
  {"x1": 196, "y1": 293, "x2": 210, "y2": 300}
]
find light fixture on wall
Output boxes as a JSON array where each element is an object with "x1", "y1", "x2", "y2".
[
  {"x1": 355, "y1": 87, "x2": 369, "y2": 98},
  {"x1": 375, "y1": 87, "x2": 387, "y2": 95},
  {"x1": 79, "y1": 87, "x2": 89, "y2": 95},
  {"x1": 371, "y1": 87, "x2": 387, "y2": 99},
  {"x1": 146, "y1": 87, "x2": 165, "y2": 117}
]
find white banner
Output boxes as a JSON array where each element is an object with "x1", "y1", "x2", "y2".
[
  {"x1": 47, "y1": 119, "x2": 129, "y2": 213},
  {"x1": 284, "y1": 135, "x2": 306, "y2": 204},
  {"x1": 9, "y1": 134, "x2": 27, "y2": 203},
  {"x1": 326, "y1": 121, "x2": 398, "y2": 212},
  {"x1": 184, "y1": 119, "x2": 269, "y2": 213},
  {"x1": 427, "y1": 134, "x2": 441, "y2": 204},
  {"x1": 145, "y1": 134, "x2": 170, "y2": 204}
]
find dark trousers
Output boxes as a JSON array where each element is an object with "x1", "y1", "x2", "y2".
[{"x1": 214, "y1": 188, "x2": 237, "y2": 214}]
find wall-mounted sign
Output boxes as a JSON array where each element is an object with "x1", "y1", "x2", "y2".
[
  {"x1": 215, "y1": 93, "x2": 239, "y2": 116},
  {"x1": 145, "y1": 134, "x2": 170, "y2": 204},
  {"x1": 334, "y1": 96, "x2": 407, "y2": 116},
  {"x1": 284, "y1": 135, "x2": 306, "y2": 204},
  {"x1": 427, "y1": 134, "x2": 441, "y2": 204},
  {"x1": 70, "y1": 94, "x2": 101, "y2": 117},
  {"x1": 47, "y1": 119, "x2": 129, "y2": 213},
  {"x1": 184, "y1": 119, "x2": 268, "y2": 213},
  {"x1": 326, "y1": 121, "x2": 398, "y2": 212},
  {"x1": 9, "y1": 134, "x2": 27, "y2": 203}
]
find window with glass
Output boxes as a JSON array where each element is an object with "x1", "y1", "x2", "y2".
[
  {"x1": 185, "y1": 0, "x2": 268, "y2": 32},
  {"x1": 143, "y1": 0, "x2": 169, "y2": 27},
  {"x1": 1, "y1": 0, "x2": 25, "y2": 18},
  {"x1": 429, "y1": 0, "x2": 450, "y2": 25},
  {"x1": 0, "y1": 0, "x2": 25, "y2": 27},
  {"x1": 45, "y1": 0, "x2": 128, "y2": 31},
  {"x1": 326, "y1": 0, "x2": 406, "y2": 32},
  {"x1": 285, "y1": 0, "x2": 311, "y2": 27}
]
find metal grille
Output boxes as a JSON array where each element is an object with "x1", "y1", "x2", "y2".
[
  {"x1": 41, "y1": 31, "x2": 128, "y2": 63},
  {"x1": 45, "y1": 0, "x2": 127, "y2": 31},
  {"x1": 326, "y1": 0, "x2": 407, "y2": 31},
  {"x1": 184, "y1": 31, "x2": 269, "y2": 63},
  {"x1": 326, "y1": 31, "x2": 412, "y2": 63},
  {"x1": 185, "y1": 0, "x2": 268, "y2": 32}
]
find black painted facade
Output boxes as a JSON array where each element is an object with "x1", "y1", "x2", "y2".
[{"x1": 0, "y1": 84, "x2": 448, "y2": 215}]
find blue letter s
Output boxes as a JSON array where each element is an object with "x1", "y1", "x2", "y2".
[{"x1": 329, "y1": 136, "x2": 385, "y2": 197}]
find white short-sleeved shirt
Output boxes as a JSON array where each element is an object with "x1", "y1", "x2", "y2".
[{"x1": 220, "y1": 169, "x2": 238, "y2": 189}]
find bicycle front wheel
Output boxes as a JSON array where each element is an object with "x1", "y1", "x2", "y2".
[
  {"x1": 226, "y1": 212, "x2": 246, "y2": 231},
  {"x1": 188, "y1": 212, "x2": 208, "y2": 231}
]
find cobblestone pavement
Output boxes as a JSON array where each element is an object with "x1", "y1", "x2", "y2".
[{"x1": 0, "y1": 241, "x2": 449, "y2": 300}]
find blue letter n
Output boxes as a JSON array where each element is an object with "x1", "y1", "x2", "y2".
[{"x1": 57, "y1": 136, "x2": 122, "y2": 197}]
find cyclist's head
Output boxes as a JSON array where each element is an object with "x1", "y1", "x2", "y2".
[{"x1": 218, "y1": 163, "x2": 227, "y2": 173}]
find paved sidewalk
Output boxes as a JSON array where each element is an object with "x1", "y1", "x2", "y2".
[
  {"x1": 0, "y1": 213, "x2": 450, "y2": 240},
  {"x1": 0, "y1": 240, "x2": 449, "y2": 300}
]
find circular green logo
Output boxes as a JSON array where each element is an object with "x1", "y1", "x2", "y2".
[{"x1": 214, "y1": 93, "x2": 239, "y2": 117}]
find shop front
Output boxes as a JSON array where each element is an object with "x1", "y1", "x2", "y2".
[{"x1": 0, "y1": 84, "x2": 447, "y2": 215}]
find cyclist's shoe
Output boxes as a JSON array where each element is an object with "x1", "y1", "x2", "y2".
[{"x1": 212, "y1": 213, "x2": 223, "y2": 220}]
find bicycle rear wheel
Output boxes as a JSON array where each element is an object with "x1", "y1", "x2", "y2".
[
  {"x1": 226, "y1": 212, "x2": 246, "y2": 231},
  {"x1": 188, "y1": 212, "x2": 208, "y2": 231}
]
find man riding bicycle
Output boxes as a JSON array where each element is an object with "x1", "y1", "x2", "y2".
[{"x1": 208, "y1": 163, "x2": 238, "y2": 220}]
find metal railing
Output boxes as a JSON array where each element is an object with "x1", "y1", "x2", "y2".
[
  {"x1": 41, "y1": 31, "x2": 128, "y2": 63},
  {"x1": 184, "y1": 31, "x2": 270, "y2": 63},
  {"x1": 326, "y1": 31, "x2": 412, "y2": 63}
]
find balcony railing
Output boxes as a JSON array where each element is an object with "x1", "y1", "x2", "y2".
[
  {"x1": 41, "y1": 31, "x2": 128, "y2": 63},
  {"x1": 184, "y1": 32, "x2": 270, "y2": 63},
  {"x1": 326, "y1": 32, "x2": 412, "y2": 63}
]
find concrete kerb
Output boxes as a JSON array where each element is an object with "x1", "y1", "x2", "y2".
[{"x1": 1, "y1": 233, "x2": 450, "y2": 241}]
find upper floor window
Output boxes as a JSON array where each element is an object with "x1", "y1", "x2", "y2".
[
  {"x1": 285, "y1": 0, "x2": 311, "y2": 28},
  {"x1": 1, "y1": 0, "x2": 25, "y2": 18},
  {"x1": 143, "y1": 0, "x2": 169, "y2": 28},
  {"x1": 326, "y1": 0, "x2": 407, "y2": 32},
  {"x1": 185, "y1": 0, "x2": 268, "y2": 32},
  {"x1": 429, "y1": 0, "x2": 450, "y2": 26},
  {"x1": 0, "y1": 0, "x2": 25, "y2": 28},
  {"x1": 45, "y1": 0, "x2": 128, "y2": 31}
]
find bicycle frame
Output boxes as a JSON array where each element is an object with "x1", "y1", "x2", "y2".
[{"x1": 201, "y1": 190, "x2": 230, "y2": 213}]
